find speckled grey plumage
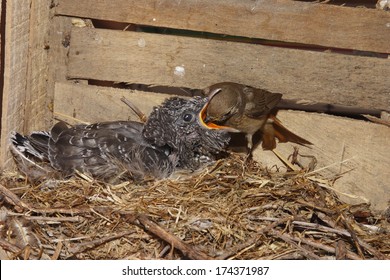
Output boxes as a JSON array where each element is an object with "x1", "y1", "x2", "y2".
[{"x1": 10, "y1": 96, "x2": 230, "y2": 182}]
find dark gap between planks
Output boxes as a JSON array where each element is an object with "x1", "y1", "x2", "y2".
[
  {"x1": 86, "y1": 79, "x2": 383, "y2": 120},
  {"x1": 89, "y1": 19, "x2": 388, "y2": 59},
  {"x1": 294, "y1": 0, "x2": 378, "y2": 9}
]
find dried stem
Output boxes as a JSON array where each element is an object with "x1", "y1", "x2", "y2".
[
  {"x1": 217, "y1": 216, "x2": 292, "y2": 260},
  {"x1": 67, "y1": 230, "x2": 137, "y2": 258},
  {"x1": 121, "y1": 96, "x2": 148, "y2": 123},
  {"x1": 134, "y1": 214, "x2": 212, "y2": 260}
]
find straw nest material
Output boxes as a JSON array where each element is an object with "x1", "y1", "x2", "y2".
[{"x1": 0, "y1": 152, "x2": 389, "y2": 260}]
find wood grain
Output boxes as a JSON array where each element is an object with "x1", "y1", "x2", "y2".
[
  {"x1": 46, "y1": 15, "x2": 75, "y2": 120},
  {"x1": 254, "y1": 110, "x2": 390, "y2": 212},
  {"x1": 53, "y1": 82, "x2": 173, "y2": 125},
  {"x1": 0, "y1": 0, "x2": 51, "y2": 168},
  {"x1": 55, "y1": 0, "x2": 390, "y2": 53},
  {"x1": 1, "y1": 0, "x2": 31, "y2": 167},
  {"x1": 54, "y1": 82, "x2": 390, "y2": 211},
  {"x1": 23, "y1": 0, "x2": 51, "y2": 132},
  {"x1": 67, "y1": 27, "x2": 390, "y2": 110}
]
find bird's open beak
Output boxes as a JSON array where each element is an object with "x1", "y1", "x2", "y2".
[{"x1": 198, "y1": 88, "x2": 240, "y2": 133}]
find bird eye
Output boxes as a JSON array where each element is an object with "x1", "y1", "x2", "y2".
[{"x1": 183, "y1": 113, "x2": 194, "y2": 122}]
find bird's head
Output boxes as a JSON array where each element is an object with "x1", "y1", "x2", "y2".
[
  {"x1": 143, "y1": 96, "x2": 231, "y2": 169},
  {"x1": 199, "y1": 84, "x2": 242, "y2": 133}
]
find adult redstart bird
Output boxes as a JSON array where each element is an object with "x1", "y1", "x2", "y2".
[{"x1": 200, "y1": 82, "x2": 312, "y2": 154}]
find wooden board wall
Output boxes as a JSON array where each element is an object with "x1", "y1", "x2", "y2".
[
  {"x1": 57, "y1": 0, "x2": 390, "y2": 112},
  {"x1": 67, "y1": 27, "x2": 389, "y2": 111},
  {"x1": 0, "y1": 0, "x2": 52, "y2": 168},
  {"x1": 56, "y1": 0, "x2": 390, "y2": 53}
]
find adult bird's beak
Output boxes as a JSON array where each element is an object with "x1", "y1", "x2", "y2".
[{"x1": 198, "y1": 88, "x2": 240, "y2": 133}]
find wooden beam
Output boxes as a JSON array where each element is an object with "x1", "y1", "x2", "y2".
[
  {"x1": 56, "y1": 0, "x2": 390, "y2": 53},
  {"x1": 0, "y1": 0, "x2": 30, "y2": 167},
  {"x1": 1, "y1": 0, "x2": 33, "y2": 168},
  {"x1": 67, "y1": 27, "x2": 390, "y2": 111},
  {"x1": 23, "y1": 0, "x2": 51, "y2": 132},
  {"x1": 46, "y1": 16, "x2": 75, "y2": 125},
  {"x1": 1, "y1": 0, "x2": 51, "y2": 169}
]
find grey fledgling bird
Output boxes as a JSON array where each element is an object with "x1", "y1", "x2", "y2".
[{"x1": 10, "y1": 96, "x2": 230, "y2": 182}]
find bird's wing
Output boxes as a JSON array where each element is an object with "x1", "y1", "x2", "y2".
[
  {"x1": 48, "y1": 121, "x2": 172, "y2": 179},
  {"x1": 244, "y1": 87, "x2": 282, "y2": 118}
]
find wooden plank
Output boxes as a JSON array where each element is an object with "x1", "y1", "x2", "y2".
[
  {"x1": 53, "y1": 82, "x2": 173, "y2": 125},
  {"x1": 23, "y1": 0, "x2": 51, "y2": 132},
  {"x1": 46, "y1": 16, "x2": 75, "y2": 126},
  {"x1": 1, "y1": 0, "x2": 51, "y2": 169},
  {"x1": 67, "y1": 27, "x2": 390, "y2": 111},
  {"x1": 253, "y1": 110, "x2": 390, "y2": 212},
  {"x1": 55, "y1": 0, "x2": 390, "y2": 53},
  {"x1": 54, "y1": 82, "x2": 390, "y2": 211},
  {"x1": 1, "y1": 0, "x2": 33, "y2": 168}
]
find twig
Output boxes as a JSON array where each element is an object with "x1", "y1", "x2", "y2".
[
  {"x1": 51, "y1": 241, "x2": 63, "y2": 260},
  {"x1": 353, "y1": 238, "x2": 387, "y2": 260},
  {"x1": 316, "y1": 212, "x2": 338, "y2": 228},
  {"x1": 335, "y1": 240, "x2": 347, "y2": 260},
  {"x1": 1, "y1": 184, "x2": 93, "y2": 215},
  {"x1": 295, "y1": 199, "x2": 335, "y2": 215},
  {"x1": 272, "y1": 149, "x2": 300, "y2": 171},
  {"x1": 0, "y1": 184, "x2": 31, "y2": 210},
  {"x1": 296, "y1": 151, "x2": 317, "y2": 172},
  {"x1": 0, "y1": 238, "x2": 22, "y2": 254},
  {"x1": 340, "y1": 214, "x2": 364, "y2": 258},
  {"x1": 270, "y1": 229, "x2": 361, "y2": 260},
  {"x1": 287, "y1": 147, "x2": 304, "y2": 169},
  {"x1": 269, "y1": 229, "x2": 320, "y2": 260},
  {"x1": 67, "y1": 230, "x2": 137, "y2": 257},
  {"x1": 269, "y1": 250, "x2": 304, "y2": 260},
  {"x1": 217, "y1": 216, "x2": 292, "y2": 260},
  {"x1": 29, "y1": 207, "x2": 92, "y2": 215},
  {"x1": 228, "y1": 243, "x2": 258, "y2": 259},
  {"x1": 307, "y1": 176, "x2": 369, "y2": 203},
  {"x1": 7, "y1": 213, "x2": 82, "y2": 223},
  {"x1": 305, "y1": 157, "x2": 355, "y2": 176},
  {"x1": 121, "y1": 96, "x2": 148, "y2": 123},
  {"x1": 321, "y1": 213, "x2": 387, "y2": 260},
  {"x1": 363, "y1": 114, "x2": 390, "y2": 127},
  {"x1": 340, "y1": 214, "x2": 387, "y2": 260},
  {"x1": 249, "y1": 216, "x2": 351, "y2": 237},
  {"x1": 135, "y1": 214, "x2": 212, "y2": 260},
  {"x1": 254, "y1": 215, "x2": 386, "y2": 259}
]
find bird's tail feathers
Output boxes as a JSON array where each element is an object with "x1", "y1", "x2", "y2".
[
  {"x1": 10, "y1": 131, "x2": 50, "y2": 161},
  {"x1": 10, "y1": 131, "x2": 54, "y2": 181},
  {"x1": 261, "y1": 117, "x2": 312, "y2": 150}
]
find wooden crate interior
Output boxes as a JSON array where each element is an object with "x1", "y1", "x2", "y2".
[{"x1": 1, "y1": 0, "x2": 389, "y2": 211}]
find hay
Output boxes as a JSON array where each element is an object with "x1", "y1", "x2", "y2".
[{"x1": 0, "y1": 153, "x2": 389, "y2": 260}]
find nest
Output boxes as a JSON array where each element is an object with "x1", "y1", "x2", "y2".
[{"x1": 0, "y1": 153, "x2": 389, "y2": 260}]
